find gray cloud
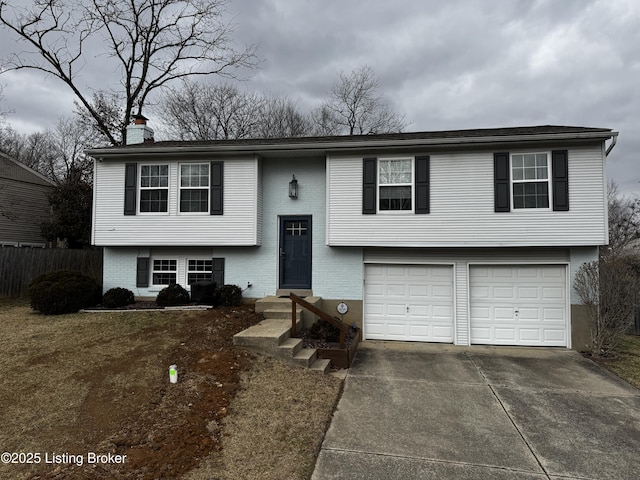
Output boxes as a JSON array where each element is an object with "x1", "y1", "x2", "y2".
[{"x1": 1, "y1": 0, "x2": 638, "y2": 192}]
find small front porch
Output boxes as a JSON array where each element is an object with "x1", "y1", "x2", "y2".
[{"x1": 233, "y1": 290, "x2": 360, "y2": 373}]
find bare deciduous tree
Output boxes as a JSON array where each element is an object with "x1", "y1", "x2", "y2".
[
  {"x1": 254, "y1": 95, "x2": 312, "y2": 138},
  {"x1": 158, "y1": 80, "x2": 312, "y2": 140},
  {"x1": 606, "y1": 180, "x2": 640, "y2": 258},
  {"x1": 313, "y1": 65, "x2": 406, "y2": 136},
  {"x1": 0, "y1": 0, "x2": 258, "y2": 145},
  {"x1": 159, "y1": 81, "x2": 263, "y2": 140},
  {"x1": 574, "y1": 258, "x2": 638, "y2": 355}
]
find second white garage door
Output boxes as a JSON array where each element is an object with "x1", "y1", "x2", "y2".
[
  {"x1": 364, "y1": 264, "x2": 454, "y2": 342},
  {"x1": 469, "y1": 265, "x2": 568, "y2": 347}
]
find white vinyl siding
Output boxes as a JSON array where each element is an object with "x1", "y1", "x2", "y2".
[
  {"x1": 93, "y1": 157, "x2": 261, "y2": 246},
  {"x1": 327, "y1": 145, "x2": 606, "y2": 247}
]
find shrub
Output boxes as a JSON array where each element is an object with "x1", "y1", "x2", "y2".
[
  {"x1": 216, "y1": 284, "x2": 243, "y2": 306},
  {"x1": 309, "y1": 319, "x2": 340, "y2": 342},
  {"x1": 28, "y1": 270, "x2": 101, "y2": 315},
  {"x1": 156, "y1": 283, "x2": 190, "y2": 307},
  {"x1": 102, "y1": 287, "x2": 135, "y2": 308},
  {"x1": 574, "y1": 257, "x2": 639, "y2": 355}
]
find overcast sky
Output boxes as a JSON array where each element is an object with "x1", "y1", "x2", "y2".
[{"x1": 0, "y1": 0, "x2": 638, "y2": 194}]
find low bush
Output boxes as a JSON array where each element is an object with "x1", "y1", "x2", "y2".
[
  {"x1": 28, "y1": 270, "x2": 101, "y2": 315},
  {"x1": 156, "y1": 283, "x2": 190, "y2": 307},
  {"x1": 308, "y1": 319, "x2": 341, "y2": 342},
  {"x1": 102, "y1": 287, "x2": 135, "y2": 308},
  {"x1": 217, "y1": 284, "x2": 243, "y2": 306}
]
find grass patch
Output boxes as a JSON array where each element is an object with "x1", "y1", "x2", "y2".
[
  {"x1": 0, "y1": 302, "x2": 343, "y2": 479},
  {"x1": 593, "y1": 335, "x2": 640, "y2": 390},
  {"x1": 185, "y1": 355, "x2": 343, "y2": 480}
]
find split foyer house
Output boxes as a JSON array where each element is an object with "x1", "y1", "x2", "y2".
[
  {"x1": 0, "y1": 152, "x2": 55, "y2": 248},
  {"x1": 89, "y1": 121, "x2": 617, "y2": 350}
]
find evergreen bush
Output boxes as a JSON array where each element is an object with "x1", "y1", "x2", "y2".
[
  {"x1": 102, "y1": 287, "x2": 135, "y2": 308},
  {"x1": 156, "y1": 283, "x2": 190, "y2": 307},
  {"x1": 28, "y1": 270, "x2": 101, "y2": 315},
  {"x1": 216, "y1": 284, "x2": 243, "y2": 306}
]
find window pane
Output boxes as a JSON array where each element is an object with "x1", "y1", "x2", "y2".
[
  {"x1": 379, "y1": 159, "x2": 411, "y2": 184},
  {"x1": 180, "y1": 189, "x2": 209, "y2": 212},
  {"x1": 140, "y1": 190, "x2": 168, "y2": 212},
  {"x1": 512, "y1": 155, "x2": 523, "y2": 168},
  {"x1": 181, "y1": 164, "x2": 209, "y2": 188},
  {"x1": 153, "y1": 273, "x2": 176, "y2": 285},
  {"x1": 379, "y1": 186, "x2": 411, "y2": 210},
  {"x1": 524, "y1": 167, "x2": 536, "y2": 180},
  {"x1": 512, "y1": 167, "x2": 523, "y2": 181},
  {"x1": 524, "y1": 154, "x2": 536, "y2": 168},
  {"x1": 513, "y1": 182, "x2": 548, "y2": 209}
]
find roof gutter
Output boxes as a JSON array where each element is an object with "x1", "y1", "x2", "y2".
[
  {"x1": 605, "y1": 132, "x2": 618, "y2": 156},
  {"x1": 87, "y1": 130, "x2": 617, "y2": 158}
]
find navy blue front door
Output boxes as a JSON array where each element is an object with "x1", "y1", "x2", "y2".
[{"x1": 279, "y1": 216, "x2": 312, "y2": 289}]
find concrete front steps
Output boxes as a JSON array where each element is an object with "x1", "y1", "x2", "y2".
[{"x1": 233, "y1": 292, "x2": 330, "y2": 374}]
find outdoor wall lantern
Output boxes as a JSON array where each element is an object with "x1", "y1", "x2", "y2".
[{"x1": 289, "y1": 175, "x2": 298, "y2": 199}]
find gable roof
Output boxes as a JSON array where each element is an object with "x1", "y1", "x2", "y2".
[
  {"x1": 87, "y1": 125, "x2": 617, "y2": 158},
  {"x1": 0, "y1": 152, "x2": 56, "y2": 187}
]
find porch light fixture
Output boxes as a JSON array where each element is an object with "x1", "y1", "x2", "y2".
[{"x1": 289, "y1": 175, "x2": 298, "y2": 199}]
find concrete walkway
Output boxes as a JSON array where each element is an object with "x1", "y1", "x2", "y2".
[{"x1": 312, "y1": 342, "x2": 640, "y2": 480}]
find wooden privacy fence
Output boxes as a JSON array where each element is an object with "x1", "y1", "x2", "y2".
[{"x1": 0, "y1": 248, "x2": 103, "y2": 297}]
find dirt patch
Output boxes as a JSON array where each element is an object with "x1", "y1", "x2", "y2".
[
  {"x1": 0, "y1": 303, "x2": 262, "y2": 480},
  {"x1": 0, "y1": 301, "x2": 344, "y2": 480}
]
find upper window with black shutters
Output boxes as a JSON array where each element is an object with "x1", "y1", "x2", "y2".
[
  {"x1": 140, "y1": 165, "x2": 169, "y2": 213},
  {"x1": 511, "y1": 153, "x2": 550, "y2": 209},
  {"x1": 379, "y1": 158, "x2": 413, "y2": 212},
  {"x1": 180, "y1": 163, "x2": 209, "y2": 213}
]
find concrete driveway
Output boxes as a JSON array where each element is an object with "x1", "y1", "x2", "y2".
[{"x1": 312, "y1": 342, "x2": 640, "y2": 480}]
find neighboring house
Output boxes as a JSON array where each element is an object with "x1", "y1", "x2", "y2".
[
  {"x1": 88, "y1": 121, "x2": 617, "y2": 350},
  {"x1": 0, "y1": 152, "x2": 55, "y2": 247}
]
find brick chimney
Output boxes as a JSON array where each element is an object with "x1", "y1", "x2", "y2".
[{"x1": 126, "y1": 114, "x2": 154, "y2": 145}]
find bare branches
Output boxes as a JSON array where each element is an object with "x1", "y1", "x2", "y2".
[
  {"x1": 0, "y1": 0, "x2": 259, "y2": 145},
  {"x1": 158, "y1": 80, "x2": 312, "y2": 140},
  {"x1": 574, "y1": 258, "x2": 639, "y2": 355},
  {"x1": 606, "y1": 180, "x2": 640, "y2": 258},
  {"x1": 313, "y1": 65, "x2": 407, "y2": 136}
]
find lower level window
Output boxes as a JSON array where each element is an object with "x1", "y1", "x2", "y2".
[
  {"x1": 153, "y1": 259, "x2": 177, "y2": 285},
  {"x1": 187, "y1": 259, "x2": 212, "y2": 284}
]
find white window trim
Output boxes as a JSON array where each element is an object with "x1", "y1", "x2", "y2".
[
  {"x1": 510, "y1": 152, "x2": 552, "y2": 211},
  {"x1": 138, "y1": 163, "x2": 170, "y2": 215},
  {"x1": 377, "y1": 157, "x2": 414, "y2": 214},
  {"x1": 151, "y1": 258, "x2": 178, "y2": 286},
  {"x1": 187, "y1": 258, "x2": 213, "y2": 285},
  {"x1": 178, "y1": 163, "x2": 210, "y2": 215}
]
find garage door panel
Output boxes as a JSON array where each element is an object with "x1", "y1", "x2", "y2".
[
  {"x1": 519, "y1": 329, "x2": 542, "y2": 341},
  {"x1": 470, "y1": 265, "x2": 567, "y2": 347},
  {"x1": 494, "y1": 287, "x2": 516, "y2": 299},
  {"x1": 364, "y1": 264, "x2": 454, "y2": 343},
  {"x1": 542, "y1": 287, "x2": 564, "y2": 300},
  {"x1": 432, "y1": 284, "x2": 453, "y2": 298}
]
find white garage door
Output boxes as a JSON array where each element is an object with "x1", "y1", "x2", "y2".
[
  {"x1": 364, "y1": 264, "x2": 454, "y2": 342},
  {"x1": 470, "y1": 265, "x2": 567, "y2": 346}
]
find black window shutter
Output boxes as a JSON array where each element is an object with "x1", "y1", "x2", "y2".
[
  {"x1": 136, "y1": 257, "x2": 149, "y2": 287},
  {"x1": 124, "y1": 163, "x2": 137, "y2": 215},
  {"x1": 212, "y1": 258, "x2": 225, "y2": 285},
  {"x1": 552, "y1": 150, "x2": 569, "y2": 211},
  {"x1": 363, "y1": 157, "x2": 377, "y2": 214},
  {"x1": 415, "y1": 156, "x2": 430, "y2": 214},
  {"x1": 494, "y1": 153, "x2": 510, "y2": 212},
  {"x1": 210, "y1": 161, "x2": 223, "y2": 215}
]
